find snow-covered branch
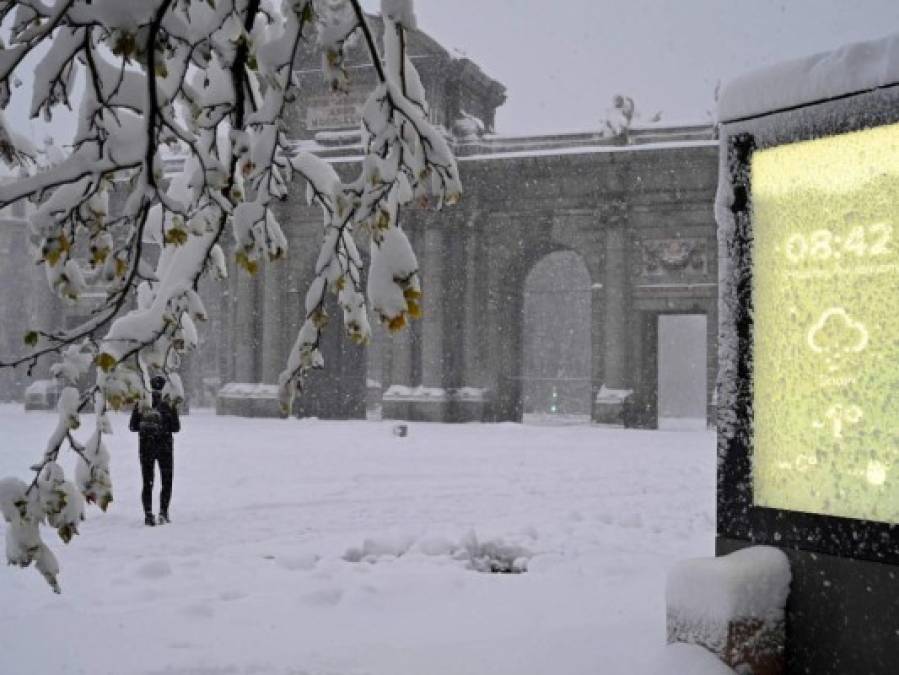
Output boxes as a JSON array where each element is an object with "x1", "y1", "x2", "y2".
[{"x1": 0, "y1": 0, "x2": 462, "y2": 592}]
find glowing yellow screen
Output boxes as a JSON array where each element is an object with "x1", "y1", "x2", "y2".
[{"x1": 752, "y1": 122, "x2": 899, "y2": 524}]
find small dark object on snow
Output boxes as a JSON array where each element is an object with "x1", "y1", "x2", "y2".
[
  {"x1": 144, "y1": 513, "x2": 156, "y2": 527},
  {"x1": 157, "y1": 512, "x2": 170, "y2": 525},
  {"x1": 392, "y1": 424, "x2": 408, "y2": 437}
]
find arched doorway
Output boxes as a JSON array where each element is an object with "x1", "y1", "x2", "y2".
[{"x1": 522, "y1": 250, "x2": 592, "y2": 422}]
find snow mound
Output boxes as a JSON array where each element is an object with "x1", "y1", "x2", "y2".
[
  {"x1": 667, "y1": 546, "x2": 790, "y2": 660},
  {"x1": 719, "y1": 32, "x2": 899, "y2": 122},
  {"x1": 343, "y1": 531, "x2": 532, "y2": 574},
  {"x1": 667, "y1": 546, "x2": 790, "y2": 624}
]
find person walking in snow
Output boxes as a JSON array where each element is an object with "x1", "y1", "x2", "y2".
[{"x1": 129, "y1": 375, "x2": 181, "y2": 526}]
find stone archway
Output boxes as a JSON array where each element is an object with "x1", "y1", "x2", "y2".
[{"x1": 522, "y1": 250, "x2": 592, "y2": 420}]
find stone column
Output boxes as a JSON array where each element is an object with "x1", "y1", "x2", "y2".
[
  {"x1": 220, "y1": 265, "x2": 239, "y2": 384},
  {"x1": 0, "y1": 218, "x2": 31, "y2": 398},
  {"x1": 29, "y1": 248, "x2": 60, "y2": 382},
  {"x1": 389, "y1": 324, "x2": 413, "y2": 386},
  {"x1": 232, "y1": 270, "x2": 258, "y2": 383},
  {"x1": 420, "y1": 225, "x2": 444, "y2": 389},
  {"x1": 261, "y1": 260, "x2": 286, "y2": 383},
  {"x1": 602, "y1": 221, "x2": 629, "y2": 388},
  {"x1": 461, "y1": 216, "x2": 483, "y2": 389},
  {"x1": 591, "y1": 282, "x2": 605, "y2": 390}
]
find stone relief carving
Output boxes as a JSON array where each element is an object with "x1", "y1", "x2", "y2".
[{"x1": 633, "y1": 237, "x2": 708, "y2": 279}]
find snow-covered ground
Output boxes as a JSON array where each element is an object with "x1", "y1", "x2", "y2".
[{"x1": 0, "y1": 405, "x2": 716, "y2": 675}]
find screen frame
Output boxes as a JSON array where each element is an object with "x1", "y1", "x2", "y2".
[{"x1": 717, "y1": 85, "x2": 899, "y2": 565}]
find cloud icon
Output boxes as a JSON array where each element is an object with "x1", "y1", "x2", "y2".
[{"x1": 806, "y1": 308, "x2": 869, "y2": 361}]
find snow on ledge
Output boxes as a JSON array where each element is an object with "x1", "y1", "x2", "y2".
[
  {"x1": 218, "y1": 382, "x2": 280, "y2": 399},
  {"x1": 719, "y1": 32, "x2": 899, "y2": 123},
  {"x1": 383, "y1": 385, "x2": 487, "y2": 402},
  {"x1": 667, "y1": 546, "x2": 791, "y2": 625},
  {"x1": 595, "y1": 385, "x2": 632, "y2": 404}
]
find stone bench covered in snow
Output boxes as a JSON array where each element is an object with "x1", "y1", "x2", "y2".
[
  {"x1": 666, "y1": 546, "x2": 791, "y2": 675},
  {"x1": 216, "y1": 382, "x2": 282, "y2": 418}
]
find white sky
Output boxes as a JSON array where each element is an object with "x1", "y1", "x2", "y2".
[
  {"x1": 370, "y1": 0, "x2": 899, "y2": 135},
  {"x1": 5, "y1": 1, "x2": 899, "y2": 143}
]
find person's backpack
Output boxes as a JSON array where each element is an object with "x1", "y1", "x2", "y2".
[{"x1": 138, "y1": 407, "x2": 165, "y2": 436}]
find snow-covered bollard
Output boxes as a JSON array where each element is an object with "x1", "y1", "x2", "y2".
[{"x1": 666, "y1": 546, "x2": 791, "y2": 675}]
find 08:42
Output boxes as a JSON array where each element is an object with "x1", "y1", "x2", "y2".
[{"x1": 785, "y1": 223, "x2": 893, "y2": 263}]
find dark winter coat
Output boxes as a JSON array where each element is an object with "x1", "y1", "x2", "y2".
[{"x1": 129, "y1": 393, "x2": 180, "y2": 453}]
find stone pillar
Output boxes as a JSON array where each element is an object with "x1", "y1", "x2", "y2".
[
  {"x1": 461, "y1": 216, "x2": 483, "y2": 389},
  {"x1": 232, "y1": 269, "x2": 258, "y2": 382},
  {"x1": 0, "y1": 218, "x2": 31, "y2": 399},
  {"x1": 261, "y1": 260, "x2": 286, "y2": 383},
  {"x1": 29, "y1": 247, "x2": 60, "y2": 382},
  {"x1": 420, "y1": 225, "x2": 444, "y2": 389},
  {"x1": 220, "y1": 265, "x2": 239, "y2": 384},
  {"x1": 389, "y1": 327, "x2": 413, "y2": 386},
  {"x1": 591, "y1": 282, "x2": 605, "y2": 393},
  {"x1": 602, "y1": 222, "x2": 629, "y2": 388}
]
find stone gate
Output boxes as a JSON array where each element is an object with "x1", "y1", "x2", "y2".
[
  {"x1": 206, "y1": 21, "x2": 720, "y2": 426},
  {"x1": 0, "y1": 18, "x2": 720, "y2": 427}
]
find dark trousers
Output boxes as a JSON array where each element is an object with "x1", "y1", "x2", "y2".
[{"x1": 140, "y1": 447, "x2": 173, "y2": 515}]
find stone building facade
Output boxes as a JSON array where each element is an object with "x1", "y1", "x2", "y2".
[
  {"x1": 0, "y1": 21, "x2": 720, "y2": 427},
  {"x1": 211, "y1": 22, "x2": 720, "y2": 426}
]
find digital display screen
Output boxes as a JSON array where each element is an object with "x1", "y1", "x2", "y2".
[{"x1": 752, "y1": 121, "x2": 899, "y2": 524}]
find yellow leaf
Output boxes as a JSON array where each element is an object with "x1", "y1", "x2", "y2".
[
  {"x1": 406, "y1": 300, "x2": 422, "y2": 320},
  {"x1": 58, "y1": 523, "x2": 74, "y2": 544},
  {"x1": 44, "y1": 247, "x2": 61, "y2": 267},
  {"x1": 236, "y1": 250, "x2": 258, "y2": 276},
  {"x1": 164, "y1": 227, "x2": 188, "y2": 246},
  {"x1": 90, "y1": 246, "x2": 109, "y2": 266},
  {"x1": 112, "y1": 32, "x2": 136, "y2": 60},
  {"x1": 311, "y1": 308, "x2": 329, "y2": 329},
  {"x1": 95, "y1": 352, "x2": 117, "y2": 372},
  {"x1": 349, "y1": 330, "x2": 369, "y2": 346},
  {"x1": 387, "y1": 313, "x2": 406, "y2": 333}
]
